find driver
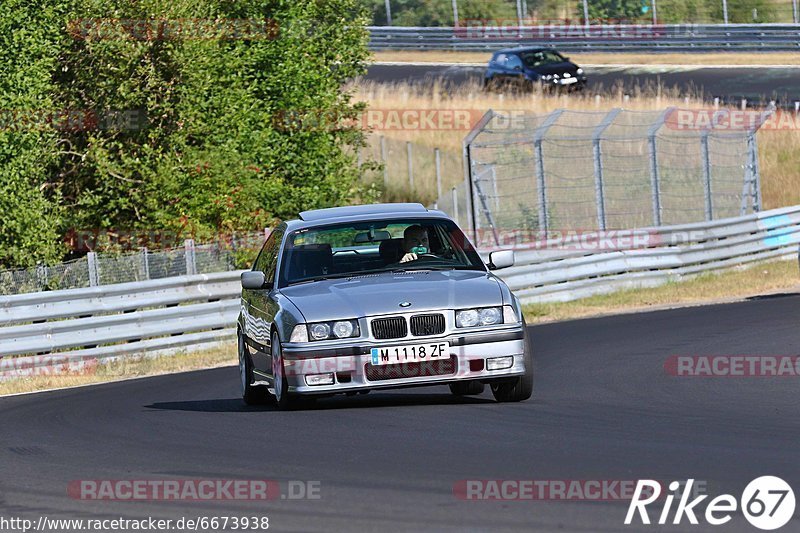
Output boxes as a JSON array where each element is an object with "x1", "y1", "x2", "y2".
[{"x1": 400, "y1": 225, "x2": 432, "y2": 263}]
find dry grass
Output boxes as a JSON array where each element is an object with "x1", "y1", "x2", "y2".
[
  {"x1": 523, "y1": 258, "x2": 800, "y2": 324},
  {"x1": 0, "y1": 342, "x2": 236, "y2": 396},
  {"x1": 373, "y1": 50, "x2": 800, "y2": 66},
  {"x1": 352, "y1": 80, "x2": 800, "y2": 208}
]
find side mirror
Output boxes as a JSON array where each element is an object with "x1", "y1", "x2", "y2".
[
  {"x1": 488, "y1": 250, "x2": 515, "y2": 270},
  {"x1": 241, "y1": 271, "x2": 269, "y2": 290}
]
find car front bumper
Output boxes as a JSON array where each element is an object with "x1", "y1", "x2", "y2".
[{"x1": 281, "y1": 327, "x2": 527, "y2": 395}]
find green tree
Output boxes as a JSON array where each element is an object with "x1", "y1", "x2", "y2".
[
  {"x1": 0, "y1": 1, "x2": 67, "y2": 267},
  {"x1": 0, "y1": 0, "x2": 372, "y2": 268}
]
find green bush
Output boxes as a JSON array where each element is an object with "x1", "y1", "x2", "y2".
[{"x1": 0, "y1": 0, "x2": 372, "y2": 268}]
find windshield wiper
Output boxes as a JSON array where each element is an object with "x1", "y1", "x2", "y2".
[
  {"x1": 286, "y1": 272, "x2": 359, "y2": 286},
  {"x1": 391, "y1": 266, "x2": 456, "y2": 273}
]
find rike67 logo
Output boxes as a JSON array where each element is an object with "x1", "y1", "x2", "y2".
[{"x1": 625, "y1": 477, "x2": 795, "y2": 530}]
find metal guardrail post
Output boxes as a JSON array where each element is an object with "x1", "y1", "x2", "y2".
[
  {"x1": 87, "y1": 252, "x2": 99, "y2": 287},
  {"x1": 185, "y1": 239, "x2": 197, "y2": 276},
  {"x1": 647, "y1": 108, "x2": 672, "y2": 226},
  {"x1": 591, "y1": 109, "x2": 621, "y2": 231},
  {"x1": 533, "y1": 109, "x2": 563, "y2": 233},
  {"x1": 701, "y1": 133, "x2": 713, "y2": 221}
]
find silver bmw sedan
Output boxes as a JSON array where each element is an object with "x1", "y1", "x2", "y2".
[{"x1": 237, "y1": 203, "x2": 532, "y2": 409}]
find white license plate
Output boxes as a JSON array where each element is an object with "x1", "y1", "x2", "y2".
[
  {"x1": 559, "y1": 77, "x2": 577, "y2": 84},
  {"x1": 370, "y1": 342, "x2": 449, "y2": 366}
]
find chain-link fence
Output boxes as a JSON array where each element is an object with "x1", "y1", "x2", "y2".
[
  {"x1": 359, "y1": 135, "x2": 463, "y2": 205},
  {"x1": 0, "y1": 236, "x2": 262, "y2": 296},
  {"x1": 436, "y1": 107, "x2": 769, "y2": 246}
]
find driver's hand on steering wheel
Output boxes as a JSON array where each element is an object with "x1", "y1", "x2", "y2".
[{"x1": 399, "y1": 252, "x2": 418, "y2": 263}]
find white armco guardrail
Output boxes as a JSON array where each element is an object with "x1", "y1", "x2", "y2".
[
  {"x1": 0, "y1": 205, "x2": 798, "y2": 375},
  {"x1": 495, "y1": 205, "x2": 800, "y2": 303},
  {"x1": 0, "y1": 271, "x2": 243, "y2": 377}
]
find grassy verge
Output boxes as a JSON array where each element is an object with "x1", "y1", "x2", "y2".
[
  {"x1": 0, "y1": 342, "x2": 236, "y2": 397},
  {"x1": 523, "y1": 258, "x2": 800, "y2": 324},
  {"x1": 373, "y1": 50, "x2": 800, "y2": 66}
]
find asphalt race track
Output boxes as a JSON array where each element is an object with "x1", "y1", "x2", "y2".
[
  {"x1": 365, "y1": 64, "x2": 800, "y2": 107},
  {"x1": 2, "y1": 294, "x2": 799, "y2": 532}
]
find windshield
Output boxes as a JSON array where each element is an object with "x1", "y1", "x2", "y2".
[
  {"x1": 278, "y1": 218, "x2": 485, "y2": 287},
  {"x1": 520, "y1": 50, "x2": 566, "y2": 68}
]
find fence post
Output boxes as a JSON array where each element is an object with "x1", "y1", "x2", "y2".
[
  {"x1": 406, "y1": 141, "x2": 414, "y2": 191},
  {"x1": 185, "y1": 239, "x2": 197, "y2": 276},
  {"x1": 648, "y1": 136, "x2": 662, "y2": 226},
  {"x1": 647, "y1": 108, "x2": 671, "y2": 226},
  {"x1": 141, "y1": 247, "x2": 150, "y2": 280},
  {"x1": 533, "y1": 109, "x2": 563, "y2": 233},
  {"x1": 452, "y1": 187, "x2": 459, "y2": 225},
  {"x1": 35, "y1": 263, "x2": 48, "y2": 291},
  {"x1": 87, "y1": 252, "x2": 99, "y2": 287},
  {"x1": 434, "y1": 147, "x2": 442, "y2": 208},
  {"x1": 701, "y1": 133, "x2": 713, "y2": 221},
  {"x1": 749, "y1": 134, "x2": 762, "y2": 211},
  {"x1": 380, "y1": 135, "x2": 388, "y2": 188},
  {"x1": 463, "y1": 110, "x2": 495, "y2": 241},
  {"x1": 591, "y1": 108, "x2": 621, "y2": 231}
]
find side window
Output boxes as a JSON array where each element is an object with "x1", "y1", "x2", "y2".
[
  {"x1": 506, "y1": 54, "x2": 523, "y2": 70},
  {"x1": 253, "y1": 228, "x2": 284, "y2": 284}
]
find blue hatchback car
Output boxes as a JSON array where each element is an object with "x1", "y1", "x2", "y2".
[{"x1": 484, "y1": 47, "x2": 587, "y2": 91}]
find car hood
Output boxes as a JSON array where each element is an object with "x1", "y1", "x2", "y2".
[
  {"x1": 527, "y1": 61, "x2": 578, "y2": 75},
  {"x1": 280, "y1": 270, "x2": 503, "y2": 322}
]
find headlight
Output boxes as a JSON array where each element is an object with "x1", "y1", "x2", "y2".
[
  {"x1": 332, "y1": 320, "x2": 355, "y2": 338},
  {"x1": 456, "y1": 307, "x2": 503, "y2": 328},
  {"x1": 304, "y1": 319, "x2": 360, "y2": 341},
  {"x1": 479, "y1": 307, "x2": 502, "y2": 325},
  {"x1": 577, "y1": 68, "x2": 583, "y2": 74},
  {"x1": 309, "y1": 323, "x2": 331, "y2": 340}
]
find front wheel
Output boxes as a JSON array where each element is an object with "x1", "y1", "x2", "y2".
[
  {"x1": 271, "y1": 332, "x2": 299, "y2": 410},
  {"x1": 239, "y1": 331, "x2": 269, "y2": 405},
  {"x1": 491, "y1": 323, "x2": 533, "y2": 402}
]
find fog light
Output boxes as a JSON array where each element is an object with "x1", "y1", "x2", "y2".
[
  {"x1": 305, "y1": 373, "x2": 334, "y2": 386},
  {"x1": 486, "y1": 356, "x2": 514, "y2": 371}
]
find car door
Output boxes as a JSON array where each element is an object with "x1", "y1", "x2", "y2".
[
  {"x1": 487, "y1": 53, "x2": 511, "y2": 85},
  {"x1": 243, "y1": 225, "x2": 284, "y2": 373},
  {"x1": 504, "y1": 53, "x2": 525, "y2": 85}
]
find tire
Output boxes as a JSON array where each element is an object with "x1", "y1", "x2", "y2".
[
  {"x1": 449, "y1": 381, "x2": 485, "y2": 396},
  {"x1": 239, "y1": 331, "x2": 269, "y2": 405},
  {"x1": 490, "y1": 322, "x2": 533, "y2": 403},
  {"x1": 271, "y1": 331, "x2": 298, "y2": 410}
]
